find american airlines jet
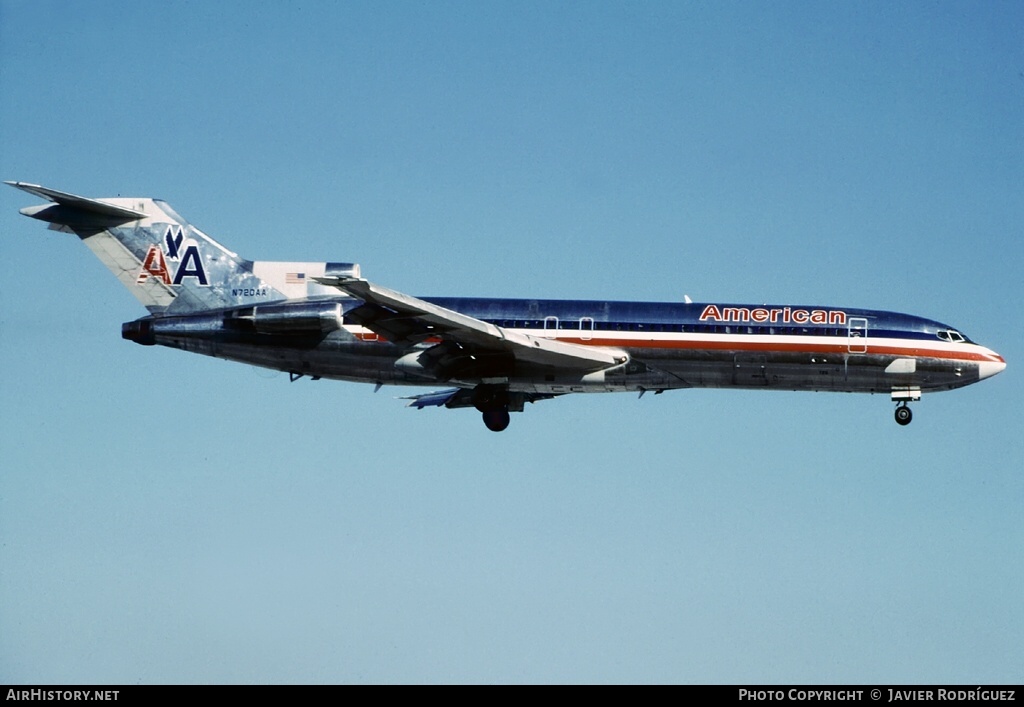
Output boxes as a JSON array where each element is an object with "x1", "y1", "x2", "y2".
[{"x1": 10, "y1": 182, "x2": 1006, "y2": 431}]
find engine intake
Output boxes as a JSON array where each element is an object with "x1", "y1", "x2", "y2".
[{"x1": 324, "y1": 262, "x2": 361, "y2": 279}]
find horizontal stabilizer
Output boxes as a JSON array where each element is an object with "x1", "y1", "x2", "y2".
[{"x1": 6, "y1": 181, "x2": 147, "y2": 221}]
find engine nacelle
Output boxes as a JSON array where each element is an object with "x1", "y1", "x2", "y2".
[{"x1": 246, "y1": 302, "x2": 344, "y2": 335}]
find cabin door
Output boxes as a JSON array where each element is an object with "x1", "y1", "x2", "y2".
[
  {"x1": 579, "y1": 317, "x2": 594, "y2": 341},
  {"x1": 847, "y1": 317, "x2": 868, "y2": 354}
]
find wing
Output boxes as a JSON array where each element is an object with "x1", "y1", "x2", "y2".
[{"x1": 314, "y1": 276, "x2": 629, "y2": 380}]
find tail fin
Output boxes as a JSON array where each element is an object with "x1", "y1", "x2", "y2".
[{"x1": 9, "y1": 182, "x2": 359, "y2": 315}]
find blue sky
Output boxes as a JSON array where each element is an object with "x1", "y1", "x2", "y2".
[{"x1": 1, "y1": 0, "x2": 1021, "y2": 684}]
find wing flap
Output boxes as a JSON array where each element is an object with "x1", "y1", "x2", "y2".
[
  {"x1": 401, "y1": 388, "x2": 558, "y2": 410},
  {"x1": 401, "y1": 388, "x2": 464, "y2": 409}
]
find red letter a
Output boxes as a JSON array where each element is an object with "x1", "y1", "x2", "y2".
[{"x1": 136, "y1": 245, "x2": 172, "y2": 285}]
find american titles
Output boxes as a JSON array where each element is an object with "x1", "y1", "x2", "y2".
[{"x1": 699, "y1": 304, "x2": 847, "y2": 326}]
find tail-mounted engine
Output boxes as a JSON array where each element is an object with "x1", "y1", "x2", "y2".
[
  {"x1": 242, "y1": 302, "x2": 344, "y2": 335},
  {"x1": 122, "y1": 301, "x2": 346, "y2": 347}
]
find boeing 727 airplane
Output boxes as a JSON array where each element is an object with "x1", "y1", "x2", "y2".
[{"x1": 9, "y1": 182, "x2": 1006, "y2": 431}]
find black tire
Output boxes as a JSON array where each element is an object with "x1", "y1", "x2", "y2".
[
  {"x1": 482, "y1": 409, "x2": 511, "y2": 432},
  {"x1": 895, "y1": 405, "x2": 912, "y2": 426}
]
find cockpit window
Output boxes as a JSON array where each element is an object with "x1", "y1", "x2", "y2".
[{"x1": 937, "y1": 329, "x2": 966, "y2": 343}]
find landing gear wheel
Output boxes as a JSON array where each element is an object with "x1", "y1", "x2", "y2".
[
  {"x1": 894, "y1": 404, "x2": 912, "y2": 426},
  {"x1": 482, "y1": 409, "x2": 511, "y2": 432}
]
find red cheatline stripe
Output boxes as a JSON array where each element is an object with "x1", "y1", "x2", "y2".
[
  {"x1": 553, "y1": 335, "x2": 998, "y2": 363},
  {"x1": 350, "y1": 328, "x2": 1000, "y2": 364}
]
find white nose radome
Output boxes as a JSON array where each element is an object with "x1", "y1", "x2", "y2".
[{"x1": 979, "y1": 357, "x2": 1007, "y2": 380}]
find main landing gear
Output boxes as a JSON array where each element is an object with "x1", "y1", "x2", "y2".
[
  {"x1": 481, "y1": 409, "x2": 511, "y2": 432},
  {"x1": 474, "y1": 384, "x2": 512, "y2": 432},
  {"x1": 894, "y1": 402, "x2": 913, "y2": 426}
]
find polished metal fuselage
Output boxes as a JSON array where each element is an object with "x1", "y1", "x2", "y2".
[{"x1": 130, "y1": 295, "x2": 1003, "y2": 398}]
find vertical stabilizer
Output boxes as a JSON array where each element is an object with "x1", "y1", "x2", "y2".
[{"x1": 8, "y1": 182, "x2": 289, "y2": 315}]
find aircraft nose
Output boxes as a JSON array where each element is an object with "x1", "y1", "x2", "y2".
[{"x1": 979, "y1": 353, "x2": 1006, "y2": 380}]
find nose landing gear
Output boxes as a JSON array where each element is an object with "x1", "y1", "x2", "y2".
[
  {"x1": 894, "y1": 402, "x2": 913, "y2": 426},
  {"x1": 891, "y1": 388, "x2": 920, "y2": 427}
]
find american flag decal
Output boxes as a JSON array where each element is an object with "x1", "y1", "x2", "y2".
[{"x1": 285, "y1": 272, "x2": 306, "y2": 285}]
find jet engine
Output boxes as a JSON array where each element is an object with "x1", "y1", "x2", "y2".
[{"x1": 245, "y1": 302, "x2": 344, "y2": 334}]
